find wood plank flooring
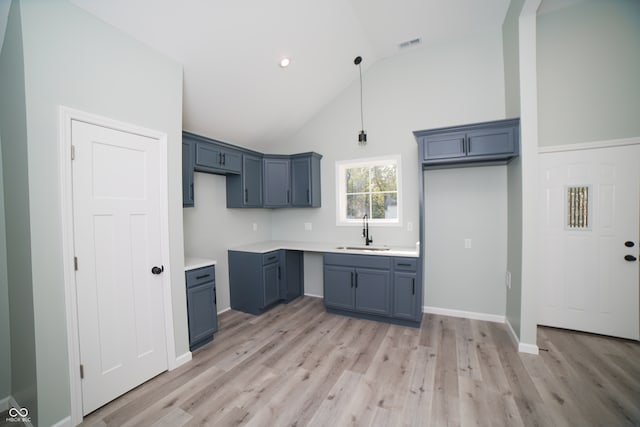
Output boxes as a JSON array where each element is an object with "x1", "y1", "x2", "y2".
[{"x1": 80, "y1": 297, "x2": 640, "y2": 427}]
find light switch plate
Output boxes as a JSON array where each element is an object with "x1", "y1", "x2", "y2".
[
  {"x1": 464, "y1": 238, "x2": 472, "y2": 249},
  {"x1": 304, "y1": 222, "x2": 312, "y2": 231}
]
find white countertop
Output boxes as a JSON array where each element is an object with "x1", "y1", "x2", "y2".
[
  {"x1": 184, "y1": 256, "x2": 217, "y2": 271},
  {"x1": 228, "y1": 240, "x2": 420, "y2": 258}
]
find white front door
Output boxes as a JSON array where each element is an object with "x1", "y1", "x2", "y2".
[
  {"x1": 538, "y1": 143, "x2": 640, "y2": 340},
  {"x1": 72, "y1": 120, "x2": 168, "y2": 414}
]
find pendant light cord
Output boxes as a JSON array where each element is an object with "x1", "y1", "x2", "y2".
[{"x1": 358, "y1": 63, "x2": 364, "y2": 131}]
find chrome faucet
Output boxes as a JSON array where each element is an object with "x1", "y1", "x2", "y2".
[{"x1": 362, "y1": 214, "x2": 373, "y2": 246}]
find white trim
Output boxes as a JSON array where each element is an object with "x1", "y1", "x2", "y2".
[
  {"x1": 59, "y1": 106, "x2": 177, "y2": 425},
  {"x1": 518, "y1": 342, "x2": 540, "y2": 355},
  {"x1": 506, "y1": 318, "x2": 540, "y2": 355},
  {"x1": 6, "y1": 396, "x2": 34, "y2": 427},
  {"x1": 217, "y1": 307, "x2": 231, "y2": 315},
  {"x1": 304, "y1": 293, "x2": 323, "y2": 299},
  {"x1": 538, "y1": 136, "x2": 640, "y2": 154},
  {"x1": 0, "y1": 395, "x2": 9, "y2": 411},
  {"x1": 422, "y1": 306, "x2": 505, "y2": 323},
  {"x1": 173, "y1": 352, "x2": 192, "y2": 369},
  {"x1": 50, "y1": 416, "x2": 72, "y2": 427}
]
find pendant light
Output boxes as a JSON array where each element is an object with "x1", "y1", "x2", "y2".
[{"x1": 354, "y1": 56, "x2": 367, "y2": 146}]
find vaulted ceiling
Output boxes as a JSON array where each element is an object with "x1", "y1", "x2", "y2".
[{"x1": 68, "y1": 0, "x2": 510, "y2": 150}]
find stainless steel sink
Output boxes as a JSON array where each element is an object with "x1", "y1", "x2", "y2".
[{"x1": 335, "y1": 246, "x2": 391, "y2": 252}]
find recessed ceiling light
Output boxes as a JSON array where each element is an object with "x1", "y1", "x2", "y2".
[{"x1": 279, "y1": 57, "x2": 291, "y2": 68}]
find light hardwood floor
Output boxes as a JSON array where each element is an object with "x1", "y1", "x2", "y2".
[{"x1": 80, "y1": 296, "x2": 640, "y2": 427}]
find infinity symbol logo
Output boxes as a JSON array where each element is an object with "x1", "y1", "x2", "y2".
[{"x1": 8, "y1": 407, "x2": 29, "y2": 417}]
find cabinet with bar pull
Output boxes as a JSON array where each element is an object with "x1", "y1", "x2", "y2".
[
  {"x1": 414, "y1": 118, "x2": 519, "y2": 169},
  {"x1": 185, "y1": 264, "x2": 218, "y2": 351},
  {"x1": 228, "y1": 249, "x2": 303, "y2": 315},
  {"x1": 226, "y1": 153, "x2": 263, "y2": 208},
  {"x1": 323, "y1": 254, "x2": 421, "y2": 326}
]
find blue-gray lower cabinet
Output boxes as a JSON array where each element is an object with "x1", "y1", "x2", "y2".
[
  {"x1": 228, "y1": 249, "x2": 303, "y2": 315},
  {"x1": 185, "y1": 265, "x2": 218, "y2": 351},
  {"x1": 323, "y1": 254, "x2": 421, "y2": 327}
]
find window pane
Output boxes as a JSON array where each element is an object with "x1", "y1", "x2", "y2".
[
  {"x1": 371, "y1": 165, "x2": 397, "y2": 192},
  {"x1": 346, "y1": 167, "x2": 369, "y2": 193},
  {"x1": 346, "y1": 194, "x2": 369, "y2": 219},
  {"x1": 371, "y1": 193, "x2": 397, "y2": 219}
]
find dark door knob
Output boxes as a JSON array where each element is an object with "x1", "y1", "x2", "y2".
[
  {"x1": 624, "y1": 255, "x2": 637, "y2": 262},
  {"x1": 151, "y1": 265, "x2": 164, "y2": 275},
  {"x1": 625, "y1": 241, "x2": 635, "y2": 248}
]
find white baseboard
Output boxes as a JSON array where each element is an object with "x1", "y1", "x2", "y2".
[
  {"x1": 422, "y1": 306, "x2": 505, "y2": 323},
  {"x1": 217, "y1": 307, "x2": 231, "y2": 315},
  {"x1": 505, "y1": 318, "x2": 540, "y2": 355},
  {"x1": 304, "y1": 293, "x2": 323, "y2": 299},
  {"x1": 50, "y1": 416, "x2": 72, "y2": 427},
  {"x1": 173, "y1": 351, "x2": 192, "y2": 370}
]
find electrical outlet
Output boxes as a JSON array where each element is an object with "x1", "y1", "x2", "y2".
[
  {"x1": 304, "y1": 222, "x2": 312, "y2": 231},
  {"x1": 407, "y1": 222, "x2": 413, "y2": 231},
  {"x1": 464, "y1": 238, "x2": 472, "y2": 249},
  {"x1": 505, "y1": 271, "x2": 511, "y2": 289},
  {"x1": 252, "y1": 223, "x2": 258, "y2": 232}
]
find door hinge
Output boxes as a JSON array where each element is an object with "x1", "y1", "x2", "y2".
[
  {"x1": 71, "y1": 145, "x2": 76, "y2": 160},
  {"x1": 80, "y1": 364, "x2": 84, "y2": 379},
  {"x1": 74, "y1": 257, "x2": 78, "y2": 271}
]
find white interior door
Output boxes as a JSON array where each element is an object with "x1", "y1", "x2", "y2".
[
  {"x1": 538, "y1": 144, "x2": 640, "y2": 340},
  {"x1": 72, "y1": 120, "x2": 168, "y2": 414}
]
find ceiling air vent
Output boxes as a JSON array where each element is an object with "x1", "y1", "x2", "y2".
[{"x1": 398, "y1": 37, "x2": 421, "y2": 50}]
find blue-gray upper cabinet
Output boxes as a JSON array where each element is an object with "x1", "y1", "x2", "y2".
[
  {"x1": 182, "y1": 140, "x2": 195, "y2": 208},
  {"x1": 263, "y1": 156, "x2": 291, "y2": 207},
  {"x1": 415, "y1": 118, "x2": 519, "y2": 168},
  {"x1": 291, "y1": 153, "x2": 322, "y2": 208},
  {"x1": 226, "y1": 153, "x2": 263, "y2": 208},
  {"x1": 195, "y1": 142, "x2": 242, "y2": 174}
]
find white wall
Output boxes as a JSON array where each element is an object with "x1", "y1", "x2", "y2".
[
  {"x1": 14, "y1": 1, "x2": 185, "y2": 424},
  {"x1": 183, "y1": 173, "x2": 272, "y2": 312},
  {"x1": 266, "y1": 30, "x2": 507, "y2": 311},
  {"x1": 424, "y1": 166, "x2": 508, "y2": 315},
  {"x1": 537, "y1": 0, "x2": 640, "y2": 146}
]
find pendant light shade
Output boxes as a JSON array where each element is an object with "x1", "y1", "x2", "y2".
[{"x1": 354, "y1": 56, "x2": 366, "y2": 146}]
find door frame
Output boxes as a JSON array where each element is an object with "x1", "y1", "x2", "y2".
[{"x1": 59, "y1": 106, "x2": 177, "y2": 425}]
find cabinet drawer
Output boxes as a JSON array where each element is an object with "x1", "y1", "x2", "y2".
[
  {"x1": 262, "y1": 251, "x2": 280, "y2": 265},
  {"x1": 186, "y1": 265, "x2": 215, "y2": 288},
  {"x1": 394, "y1": 258, "x2": 417, "y2": 271}
]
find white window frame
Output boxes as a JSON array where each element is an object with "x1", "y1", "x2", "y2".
[{"x1": 335, "y1": 155, "x2": 402, "y2": 227}]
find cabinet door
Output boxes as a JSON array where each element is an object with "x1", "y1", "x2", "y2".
[
  {"x1": 182, "y1": 141, "x2": 194, "y2": 207},
  {"x1": 393, "y1": 272, "x2": 417, "y2": 320},
  {"x1": 263, "y1": 158, "x2": 290, "y2": 207},
  {"x1": 281, "y1": 250, "x2": 303, "y2": 302},
  {"x1": 466, "y1": 126, "x2": 515, "y2": 157},
  {"x1": 243, "y1": 154, "x2": 263, "y2": 207},
  {"x1": 263, "y1": 262, "x2": 280, "y2": 308},
  {"x1": 422, "y1": 132, "x2": 467, "y2": 161},
  {"x1": 291, "y1": 156, "x2": 311, "y2": 207},
  {"x1": 323, "y1": 265, "x2": 354, "y2": 310},
  {"x1": 186, "y1": 281, "x2": 218, "y2": 347},
  {"x1": 354, "y1": 268, "x2": 391, "y2": 316},
  {"x1": 195, "y1": 142, "x2": 222, "y2": 170},
  {"x1": 220, "y1": 148, "x2": 242, "y2": 174}
]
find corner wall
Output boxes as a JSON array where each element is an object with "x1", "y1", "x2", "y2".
[
  {"x1": 0, "y1": 0, "x2": 37, "y2": 421},
  {"x1": 0, "y1": 137, "x2": 12, "y2": 405}
]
